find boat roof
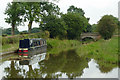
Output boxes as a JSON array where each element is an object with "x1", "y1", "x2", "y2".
[{"x1": 24, "y1": 38, "x2": 46, "y2": 41}]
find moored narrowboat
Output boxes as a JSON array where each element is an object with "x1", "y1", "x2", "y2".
[{"x1": 18, "y1": 38, "x2": 47, "y2": 58}]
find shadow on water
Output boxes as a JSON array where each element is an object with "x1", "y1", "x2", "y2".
[{"x1": 0, "y1": 49, "x2": 118, "y2": 79}]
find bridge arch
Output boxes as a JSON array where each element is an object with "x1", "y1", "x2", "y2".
[
  {"x1": 81, "y1": 36, "x2": 95, "y2": 40},
  {"x1": 80, "y1": 33, "x2": 100, "y2": 41}
]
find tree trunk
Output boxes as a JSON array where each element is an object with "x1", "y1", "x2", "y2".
[
  {"x1": 11, "y1": 23, "x2": 15, "y2": 36},
  {"x1": 28, "y1": 21, "x2": 33, "y2": 34}
]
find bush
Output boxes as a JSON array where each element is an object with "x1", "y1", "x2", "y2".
[
  {"x1": 2, "y1": 34, "x2": 7, "y2": 37},
  {"x1": 19, "y1": 32, "x2": 28, "y2": 35},
  {"x1": 97, "y1": 15, "x2": 117, "y2": 40}
]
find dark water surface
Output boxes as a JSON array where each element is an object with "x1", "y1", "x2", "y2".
[{"x1": 0, "y1": 49, "x2": 118, "y2": 79}]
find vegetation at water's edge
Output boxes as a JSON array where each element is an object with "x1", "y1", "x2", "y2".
[
  {"x1": 47, "y1": 39, "x2": 81, "y2": 54},
  {"x1": 2, "y1": 32, "x2": 119, "y2": 68},
  {"x1": 77, "y1": 36, "x2": 118, "y2": 63},
  {"x1": 47, "y1": 36, "x2": 118, "y2": 65}
]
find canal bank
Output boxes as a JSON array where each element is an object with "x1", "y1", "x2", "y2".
[
  {"x1": 1, "y1": 38, "x2": 82, "y2": 56},
  {"x1": 1, "y1": 36, "x2": 118, "y2": 64}
]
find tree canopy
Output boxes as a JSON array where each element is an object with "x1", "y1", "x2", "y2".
[
  {"x1": 40, "y1": 15, "x2": 67, "y2": 39},
  {"x1": 4, "y1": 2, "x2": 24, "y2": 35},
  {"x1": 97, "y1": 15, "x2": 117, "y2": 40},
  {"x1": 67, "y1": 5, "x2": 85, "y2": 16},
  {"x1": 62, "y1": 13, "x2": 88, "y2": 39}
]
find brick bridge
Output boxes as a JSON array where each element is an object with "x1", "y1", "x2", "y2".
[{"x1": 81, "y1": 33, "x2": 101, "y2": 41}]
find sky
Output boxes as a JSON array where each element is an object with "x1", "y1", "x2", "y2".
[{"x1": 0, "y1": 0, "x2": 119, "y2": 31}]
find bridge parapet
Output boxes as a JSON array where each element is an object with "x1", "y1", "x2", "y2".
[{"x1": 81, "y1": 33, "x2": 100, "y2": 41}]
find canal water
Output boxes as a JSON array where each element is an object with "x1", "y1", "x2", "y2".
[{"x1": 0, "y1": 49, "x2": 118, "y2": 79}]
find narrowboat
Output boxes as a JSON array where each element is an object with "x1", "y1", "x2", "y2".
[{"x1": 18, "y1": 38, "x2": 47, "y2": 58}]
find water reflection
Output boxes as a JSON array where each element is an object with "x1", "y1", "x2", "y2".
[
  {"x1": 39, "y1": 49, "x2": 90, "y2": 78},
  {"x1": 0, "y1": 49, "x2": 118, "y2": 79},
  {"x1": 4, "y1": 61, "x2": 23, "y2": 78},
  {"x1": 19, "y1": 53, "x2": 46, "y2": 65}
]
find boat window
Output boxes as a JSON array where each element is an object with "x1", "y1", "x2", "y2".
[
  {"x1": 19, "y1": 39, "x2": 30, "y2": 48},
  {"x1": 38, "y1": 41, "x2": 40, "y2": 45},
  {"x1": 37, "y1": 41, "x2": 39, "y2": 46},
  {"x1": 43, "y1": 41, "x2": 45, "y2": 44}
]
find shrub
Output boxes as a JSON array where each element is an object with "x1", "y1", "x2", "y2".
[
  {"x1": 97, "y1": 15, "x2": 117, "y2": 40},
  {"x1": 2, "y1": 34, "x2": 7, "y2": 37}
]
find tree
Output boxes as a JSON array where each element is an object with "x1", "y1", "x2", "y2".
[
  {"x1": 83, "y1": 23, "x2": 92, "y2": 33},
  {"x1": 4, "y1": 2, "x2": 24, "y2": 35},
  {"x1": 67, "y1": 5, "x2": 90, "y2": 34},
  {"x1": 40, "y1": 15, "x2": 67, "y2": 39},
  {"x1": 67, "y1": 5, "x2": 85, "y2": 16},
  {"x1": 62, "y1": 13, "x2": 88, "y2": 39},
  {"x1": 97, "y1": 15, "x2": 117, "y2": 40},
  {"x1": 23, "y1": 2, "x2": 60, "y2": 33},
  {"x1": 41, "y1": 2, "x2": 60, "y2": 16},
  {"x1": 31, "y1": 27, "x2": 40, "y2": 33},
  {"x1": 23, "y1": 2, "x2": 41, "y2": 33},
  {"x1": 92, "y1": 24, "x2": 98, "y2": 32}
]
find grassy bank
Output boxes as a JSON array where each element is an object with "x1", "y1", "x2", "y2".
[
  {"x1": 76, "y1": 36, "x2": 118, "y2": 63},
  {"x1": 2, "y1": 32, "x2": 118, "y2": 65},
  {"x1": 47, "y1": 39, "x2": 81, "y2": 54},
  {"x1": 2, "y1": 42, "x2": 19, "y2": 53}
]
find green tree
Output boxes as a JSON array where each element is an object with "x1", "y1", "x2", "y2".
[
  {"x1": 83, "y1": 23, "x2": 92, "y2": 33},
  {"x1": 40, "y1": 15, "x2": 67, "y2": 39},
  {"x1": 41, "y1": 2, "x2": 60, "y2": 16},
  {"x1": 97, "y1": 15, "x2": 117, "y2": 40},
  {"x1": 67, "y1": 5, "x2": 90, "y2": 34},
  {"x1": 31, "y1": 27, "x2": 40, "y2": 33},
  {"x1": 67, "y1": 5, "x2": 85, "y2": 16},
  {"x1": 62, "y1": 13, "x2": 88, "y2": 39},
  {"x1": 4, "y1": 2, "x2": 24, "y2": 35},
  {"x1": 23, "y1": 2, "x2": 41, "y2": 33},
  {"x1": 23, "y1": 2, "x2": 60, "y2": 33},
  {"x1": 92, "y1": 24, "x2": 98, "y2": 32}
]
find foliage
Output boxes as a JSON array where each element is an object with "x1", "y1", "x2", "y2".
[
  {"x1": 83, "y1": 24, "x2": 92, "y2": 33},
  {"x1": 19, "y1": 30, "x2": 28, "y2": 35},
  {"x1": 4, "y1": 2, "x2": 24, "y2": 35},
  {"x1": 92, "y1": 24, "x2": 98, "y2": 32},
  {"x1": 40, "y1": 2, "x2": 60, "y2": 16},
  {"x1": 23, "y1": 2, "x2": 60, "y2": 33},
  {"x1": 62, "y1": 13, "x2": 88, "y2": 39},
  {"x1": 45, "y1": 30, "x2": 50, "y2": 38},
  {"x1": 40, "y1": 15, "x2": 67, "y2": 39},
  {"x1": 67, "y1": 5, "x2": 85, "y2": 16},
  {"x1": 97, "y1": 15, "x2": 117, "y2": 40},
  {"x1": 31, "y1": 27, "x2": 40, "y2": 33},
  {"x1": 2, "y1": 28, "x2": 19, "y2": 35},
  {"x1": 22, "y1": 2, "x2": 41, "y2": 33},
  {"x1": 47, "y1": 38, "x2": 81, "y2": 54}
]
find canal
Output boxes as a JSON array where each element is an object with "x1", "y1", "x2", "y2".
[{"x1": 0, "y1": 49, "x2": 118, "y2": 79}]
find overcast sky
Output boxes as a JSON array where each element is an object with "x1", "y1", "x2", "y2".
[{"x1": 0, "y1": 0, "x2": 119, "y2": 31}]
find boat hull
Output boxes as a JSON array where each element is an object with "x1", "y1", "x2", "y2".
[{"x1": 18, "y1": 45, "x2": 47, "y2": 58}]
